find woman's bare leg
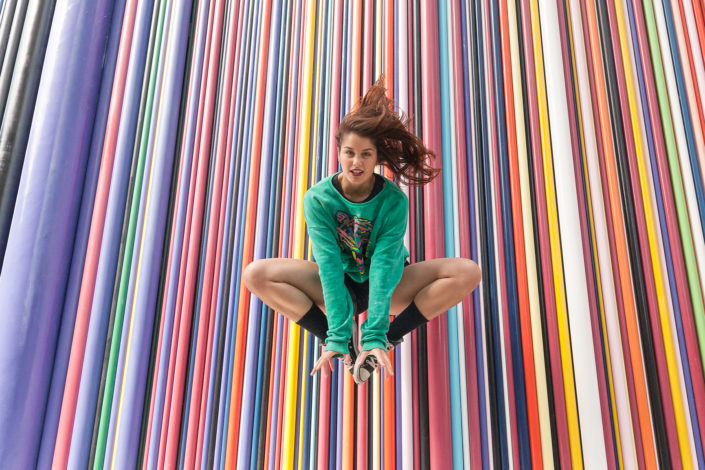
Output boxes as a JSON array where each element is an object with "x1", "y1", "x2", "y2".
[
  {"x1": 242, "y1": 258, "x2": 325, "y2": 322},
  {"x1": 389, "y1": 257, "x2": 482, "y2": 319}
]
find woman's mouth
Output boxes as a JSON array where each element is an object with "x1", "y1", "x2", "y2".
[{"x1": 350, "y1": 169, "x2": 363, "y2": 176}]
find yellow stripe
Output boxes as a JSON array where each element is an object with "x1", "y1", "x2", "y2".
[
  {"x1": 283, "y1": 0, "x2": 317, "y2": 466},
  {"x1": 585, "y1": 178, "x2": 625, "y2": 469},
  {"x1": 373, "y1": 373, "x2": 381, "y2": 470},
  {"x1": 110, "y1": 2, "x2": 176, "y2": 467},
  {"x1": 562, "y1": 1, "x2": 626, "y2": 464},
  {"x1": 373, "y1": 4, "x2": 383, "y2": 468},
  {"x1": 529, "y1": 1, "x2": 584, "y2": 467},
  {"x1": 612, "y1": 0, "x2": 692, "y2": 465},
  {"x1": 296, "y1": 3, "x2": 329, "y2": 466},
  {"x1": 282, "y1": 324, "x2": 301, "y2": 466},
  {"x1": 592, "y1": 238, "x2": 625, "y2": 470},
  {"x1": 375, "y1": 0, "x2": 382, "y2": 79},
  {"x1": 506, "y1": 1, "x2": 554, "y2": 466},
  {"x1": 296, "y1": 331, "x2": 309, "y2": 470}
]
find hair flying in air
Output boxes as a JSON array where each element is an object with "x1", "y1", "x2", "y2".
[{"x1": 335, "y1": 75, "x2": 441, "y2": 186}]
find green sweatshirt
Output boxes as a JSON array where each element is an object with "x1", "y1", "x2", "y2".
[{"x1": 302, "y1": 172, "x2": 410, "y2": 354}]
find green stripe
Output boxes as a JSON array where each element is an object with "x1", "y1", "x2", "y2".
[
  {"x1": 642, "y1": 0, "x2": 705, "y2": 371},
  {"x1": 93, "y1": 1, "x2": 169, "y2": 466}
]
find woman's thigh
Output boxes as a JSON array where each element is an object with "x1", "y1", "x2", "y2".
[
  {"x1": 245, "y1": 258, "x2": 326, "y2": 310},
  {"x1": 388, "y1": 258, "x2": 456, "y2": 315}
]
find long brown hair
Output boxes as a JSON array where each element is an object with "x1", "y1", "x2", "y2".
[{"x1": 335, "y1": 75, "x2": 440, "y2": 186}]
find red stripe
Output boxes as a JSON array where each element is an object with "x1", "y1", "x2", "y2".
[
  {"x1": 420, "y1": 1, "x2": 453, "y2": 467},
  {"x1": 518, "y1": 1, "x2": 573, "y2": 465},
  {"x1": 500, "y1": 1, "x2": 544, "y2": 466},
  {"x1": 52, "y1": 1, "x2": 140, "y2": 465}
]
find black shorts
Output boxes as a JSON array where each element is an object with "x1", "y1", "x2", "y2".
[{"x1": 344, "y1": 258, "x2": 410, "y2": 317}]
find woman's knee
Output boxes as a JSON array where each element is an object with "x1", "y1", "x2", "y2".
[
  {"x1": 243, "y1": 259, "x2": 269, "y2": 291},
  {"x1": 457, "y1": 257, "x2": 481, "y2": 291}
]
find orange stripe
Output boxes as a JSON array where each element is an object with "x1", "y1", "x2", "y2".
[
  {"x1": 581, "y1": 1, "x2": 658, "y2": 467},
  {"x1": 275, "y1": 323, "x2": 289, "y2": 467},
  {"x1": 342, "y1": 373, "x2": 354, "y2": 470},
  {"x1": 499, "y1": 1, "x2": 543, "y2": 467},
  {"x1": 263, "y1": 315, "x2": 280, "y2": 470},
  {"x1": 384, "y1": 350, "x2": 396, "y2": 468}
]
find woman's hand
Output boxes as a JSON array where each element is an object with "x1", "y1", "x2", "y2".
[
  {"x1": 355, "y1": 347, "x2": 394, "y2": 380},
  {"x1": 311, "y1": 348, "x2": 351, "y2": 377}
]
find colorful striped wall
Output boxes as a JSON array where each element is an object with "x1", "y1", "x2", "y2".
[{"x1": 0, "y1": 0, "x2": 704, "y2": 468}]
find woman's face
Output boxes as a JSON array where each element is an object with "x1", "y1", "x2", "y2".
[{"x1": 338, "y1": 133, "x2": 378, "y2": 186}]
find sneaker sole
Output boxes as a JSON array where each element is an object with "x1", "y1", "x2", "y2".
[{"x1": 353, "y1": 355, "x2": 378, "y2": 384}]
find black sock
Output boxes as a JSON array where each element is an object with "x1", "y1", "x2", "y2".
[
  {"x1": 387, "y1": 301, "x2": 429, "y2": 343},
  {"x1": 295, "y1": 303, "x2": 328, "y2": 341}
]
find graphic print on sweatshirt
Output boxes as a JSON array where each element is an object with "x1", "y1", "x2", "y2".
[{"x1": 335, "y1": 210, "x2": 375, "y2": 275}]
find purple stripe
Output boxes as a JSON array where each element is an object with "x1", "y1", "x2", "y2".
[
  {"x1": 110, "y1": 1, "x2": 192, "y2": 466},
  {"x1": 0, "y1": 0, "x2": 114, "y2": 467}
]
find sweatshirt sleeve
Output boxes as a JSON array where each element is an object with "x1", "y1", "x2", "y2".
[
  {"x1": 303, "y1": 191, "x2": 353, "y2": 355},
  {"x1": 361, "y1": 193, "x2": 409, "y2": 351}
]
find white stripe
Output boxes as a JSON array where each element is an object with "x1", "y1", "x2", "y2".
[{"x1": 538, "y1": 0, "x2": 609, "y2": 466}]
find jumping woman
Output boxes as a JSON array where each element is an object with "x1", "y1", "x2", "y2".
[{"x1": 243, "y1": 76, "x2": 482, "y2": 385}]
